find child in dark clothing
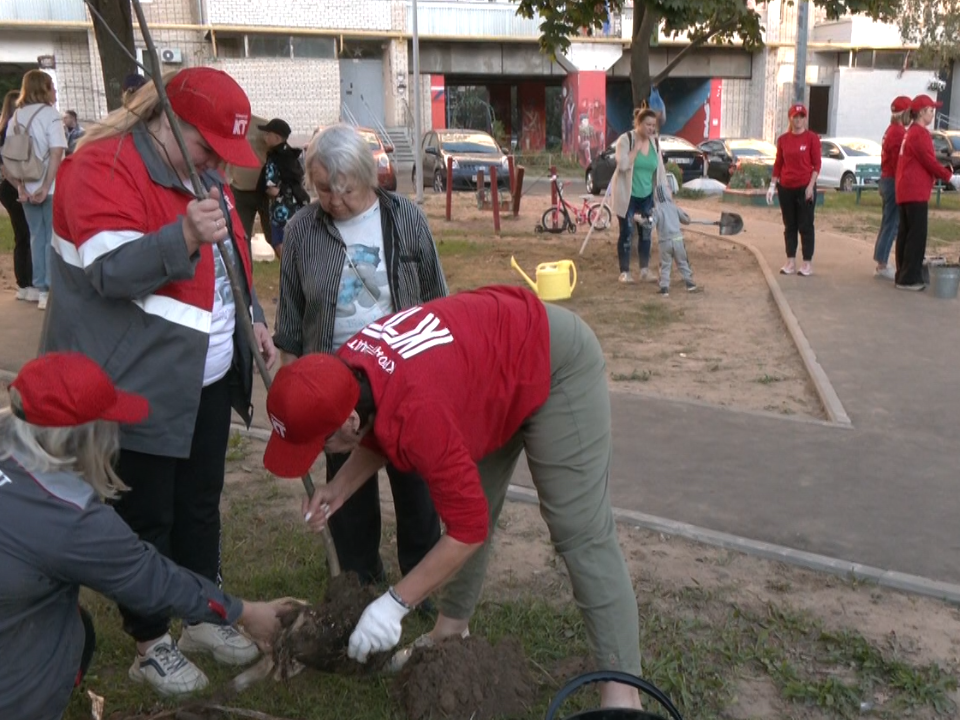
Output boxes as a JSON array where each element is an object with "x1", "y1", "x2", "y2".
[{"x1": 258, "y1": 118, "x2": 309, "y2": 259}]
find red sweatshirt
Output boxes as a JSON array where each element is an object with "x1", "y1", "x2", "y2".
[
  {"x1": 772, "y1": 130, "x2": 822, "y2": 189},
  {"x1": 880, "y1": 123, "x2": 905, "y2": 179},
  {"x1": 895, "y1": 124, "x2": 953, "y2": 204}
]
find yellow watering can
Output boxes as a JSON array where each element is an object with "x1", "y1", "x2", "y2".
[{"x1": 510, "y1": 256, "x2": 577, "y2": 301}]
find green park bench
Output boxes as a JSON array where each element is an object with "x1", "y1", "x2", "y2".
[{"x1": 853, "y1": 163, "x2": 881, "y2": 204}]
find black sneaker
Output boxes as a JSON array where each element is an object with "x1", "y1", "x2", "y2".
[
  {"x1": 686, "y1": 282, "x2": 702, "y2": 293},
  {"x1": 659, "y1": 286, "x2": 669, "y2": 296}
]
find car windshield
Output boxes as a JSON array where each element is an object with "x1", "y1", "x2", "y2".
[
  {"x1": 358, "y1": 131, "x2": 381, "y2": 151},
  {"x1": 839, "y1": 141, "x2": 881, "y2": 157},
  {"x1": 730, "y1": 140, "x2": 777, "y2": 157},
  {"x1": 439, "y1": 133, "x2": 500, "y2": 154},
  {"x1": 949, "y1": 136, "x2": 960, "y2": 151}
]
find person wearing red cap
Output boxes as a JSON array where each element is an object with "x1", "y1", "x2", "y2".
[
  {"x1": 872, "y1": 96, "x2": 913, "y2": 280},
  {"x1": 0, "y1": 353, "x2": 291, "y2": 718},
  {"x1": 893, "y1": 94, "x2": 960, "y2": 290},
  {"x1": 767, "y1": 102, "x2": 821, "y2": 276},
  {"x1": 42, "y1": 67, "x2": 277, "y2": 695},
  {"x1": 265, "y1": 286, "x2": 644, "y2": 711}
]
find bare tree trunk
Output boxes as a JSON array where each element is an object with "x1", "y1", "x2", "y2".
[
  {"x1": 88, "y1": 0, "x2": 137, "y2": 112},
  {"x1": 630, "y1": 2, "x2": 659, "y2": 108}
]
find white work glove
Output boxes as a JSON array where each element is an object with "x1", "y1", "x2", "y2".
[
  {"x1": 348, "y1": 589, "x2": 411, "y2": 663},
  {"x1": 950, "y1": 175, "x2": 960, "y2": 190},
  {"x1": 766, "y1": 184, "x2": 776, "y2": 206}
]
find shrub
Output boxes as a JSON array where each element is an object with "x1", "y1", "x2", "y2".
[
  {"x1": 729, "y1": 162, "x2": 772, "y2": 190},
  {"x1": 665, "y1": 161, "x2": 683, "y2": 190}
]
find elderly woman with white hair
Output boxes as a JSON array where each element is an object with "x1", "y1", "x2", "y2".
[
  {"x1": 273, "y1": 124, "x2": 446, "y2": 591},
  {"x1": 0, "y1": 353, "x2": 288, "y2": 719}
]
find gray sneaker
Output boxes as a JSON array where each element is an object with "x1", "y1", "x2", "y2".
[
  {"x1": 686, "y1": 282, "x2": 702, "y2": 293},
  {"x1": 659, "y1": 286, "x2": 669, "y2": 296},
  {"x1": 128, "y1": 634, "x2": 209, "y2": 696},
  {"x1": 179, "y1": 622, "x2": 259, "y2": 665}
]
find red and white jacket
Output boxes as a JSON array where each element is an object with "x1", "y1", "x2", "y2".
[
  {"x1": 43, "y1": 124, "x2": 264, "y2": 457},
  {"x1": 895, "y1": 123, "x2": 953, "y2": 204}
]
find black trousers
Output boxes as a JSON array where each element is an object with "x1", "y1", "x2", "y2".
[
  {"x1": 112, "y1": 377, "x2": 232, "y2": 642},
  {"x1": 777, "y1": 185, "x2": 816, "y2": 261},
  {"x1": 230, "y1": 186, "x2": 272, "y2": 252},
  {"x1": 894, "y1": 202, "x2": 928, "y2": 286},
  {"x1": 0, "y1": 179, "x2": 32, "y2": 288},
  {"x1": 325, "y1": 451, "x2": 442, "y2": 584},
  {"x1": 75, "y1": 606, "x2": 96, "y2": 687}
]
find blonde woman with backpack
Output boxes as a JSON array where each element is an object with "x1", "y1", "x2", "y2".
[{"x1": 10, "y1": 71, "x2": 67, "y2": 309}]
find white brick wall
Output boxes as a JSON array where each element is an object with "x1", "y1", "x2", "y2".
[
  {"x1": 207, "y1": 0, "x2": 402, "y2": 31},
  {"x1": 832, "y1": 68, "x2": 931, "y2": 138},
  {"x1": 207, "y1": 58, "x2": 340, "y2": 136},
  {"x1": 52, "y1": 32, "x2": 102, "y2": 123}
]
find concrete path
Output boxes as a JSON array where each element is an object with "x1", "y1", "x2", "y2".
[{"x1": 2, "y1": 202, "x2": 959, "y2": 587}]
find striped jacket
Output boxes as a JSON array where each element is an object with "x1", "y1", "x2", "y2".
[{"x1": 274, "y1": 189, "x2": 448, "y2": 356}]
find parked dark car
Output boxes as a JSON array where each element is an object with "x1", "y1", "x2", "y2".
[
  {"x1": 413, "y1": 129, "x2": 510, "y2": 192},
  {"x1": 930, "y1": 130, "x2": 960, "y2": 173},
  {"x1": 698, "y1": 138, "x2": 777, "y2": 185},
  {"x1": 584, "y1": 135, "x2": 707, "y2": 195}
]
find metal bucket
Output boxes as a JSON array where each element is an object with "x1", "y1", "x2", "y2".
[
  {"x1": 545, "y1": 671, "x2": 683, "y2": 720},
  {"x1": 928, "y1": 264, "x2": 960, "y2": 299}
]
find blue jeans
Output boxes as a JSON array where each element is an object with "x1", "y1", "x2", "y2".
[
  {"x1": 22, "y1": 194, "x2": 54, "y2": 292},
  {"x1": 616, "y1": 194, "x2": 653, "y2": 273},
  {"x1": 873, "y1": 177, "x2": 898, "y2": 265},
  {"x1": 270, "y1": 221, "x2": 285, "y2": 249}
]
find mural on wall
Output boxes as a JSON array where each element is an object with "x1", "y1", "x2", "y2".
[
  {"x1": 605, "y1": 77, "x2": 720, "y2": 146},
  {"x1": 518, "y1": 82, "x2": 546, "y2": 152},
  {"x1": 561, "y1": 71, "x2": 606, "y2": 167},
  {"x1": 430, "y1": 75, "x2": 446, "y2": 130}
]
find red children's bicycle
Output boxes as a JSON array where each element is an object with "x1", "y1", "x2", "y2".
[{"x1": 536, "y1": 175, "x2": 612, "y2": 235}]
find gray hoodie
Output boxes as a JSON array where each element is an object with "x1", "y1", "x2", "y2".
[
  {"x1": 648, "y1": 192, "x2": 690, "y2": 243},
  {"x1": 0, "y1": 455, "x2": 243, "y2": 720}
]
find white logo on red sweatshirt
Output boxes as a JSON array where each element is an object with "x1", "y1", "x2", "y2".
[{"x1": 360, "y1": 306, "x2": 454, "y2": 360}]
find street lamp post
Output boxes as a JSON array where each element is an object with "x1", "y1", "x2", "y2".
[{"x1": 412, "y1": 0, "x2": 423, "y2": 204}]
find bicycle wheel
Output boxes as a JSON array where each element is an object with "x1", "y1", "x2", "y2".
[
  {"x1": 540, "y1": 208, "x2": 567, "y2": 234},
  {"x1": 587, "y1": 203, "x2": 612, "y2": 231}
]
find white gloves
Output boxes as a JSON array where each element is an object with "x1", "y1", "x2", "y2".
[
  {"x1": 766, "y1": 184, "x2": 776, "y2": 206},
  {"x1": 950, "y1": 175, "x2": 960, "y2": 190},
  {"x1": 348, "y1": 589, "x2": 411, "y2": 663}
]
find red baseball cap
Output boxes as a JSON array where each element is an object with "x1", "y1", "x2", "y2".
[
  {"x1": 911, "y1": 94, "x2": 942, "y2": 112},
  {"x1": 263, "y1": 355, "x2": 360, "y2": 478},
  {"x1": 788, "y1": 103, "x2": 807, "y2": 118},
  {"x1": 9, "y1": 353, "x2": 148, "y2": 427},
  {"x1": 891, "y1": 96, "x2": 912, "y2": 113},
  {"x1": 167, "y1": 67, "x2": 260, "y2": 168}
]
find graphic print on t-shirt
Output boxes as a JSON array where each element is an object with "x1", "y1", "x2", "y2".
[
  {"x1": 338, "y1": 243, "x2": 388, "y2": 315},
  {"x1": 212, "y1": 241, "x2": 237, "y2": 318},
  {"x1": 346, "y1": 305, "x2": 454, "y2": 373}
]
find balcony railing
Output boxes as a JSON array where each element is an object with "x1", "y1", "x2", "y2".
[
  {"x1": 0, "y1": 0, "x2": 87, "y2": 22},
  {"x1": 407, "y1": 1, "x2": 542, "y2": 38}
]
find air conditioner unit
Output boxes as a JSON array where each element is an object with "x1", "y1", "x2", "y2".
[{"x1": 160, "y1": 48, "x2": 183, "y2": 64}]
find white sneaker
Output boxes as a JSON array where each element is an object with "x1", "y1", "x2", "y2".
[
  {"x1": 17, "y1": 287, "x2": 40, "y2": 302},
  {"x1": 780, "y1": 259, "x2": 796, "y2": 275},
  {"x1": 875, "y1": 267, "x2": 895, "y2": 280},
  {"x1": 128, "y1": 634, "x2": 209, "y2": 696},
  {"x1": 37, "y1": 292, "x2": 48, "y2": 310},
  {"x1": 179, "y1": 622, "x2": 259, "y2": 666},
  {"x1": 639, "y1": 267, "x2": 656, "y2": 282},
  {"x1": 798, "y1": 261, "x2": 813, "y2": 277},
  {"x1": 618, "y1": 272, "x2": 635, "y2": 284}
]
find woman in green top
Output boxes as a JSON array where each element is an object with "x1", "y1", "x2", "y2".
[{"x1": 611, "y1": 108, "x2": 659, "y2": 283}]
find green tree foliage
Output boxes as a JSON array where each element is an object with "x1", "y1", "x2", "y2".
[
  {"x1": 899, "y1": 0, "x2": 960, "y2": 69},
  {"x1": 517, "y1": 0, "x2": 899, "y2": 108}
]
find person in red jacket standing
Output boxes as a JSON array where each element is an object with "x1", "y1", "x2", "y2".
[
  {"x1": 872, "y1": 96, "x2": 912, "y2": 280},
  {"x1": 893, "y1": 94, "x2": 960, "y2": 291},
  {"x1": 767, "y1": 102, "x2": 821, "y2": 276}
]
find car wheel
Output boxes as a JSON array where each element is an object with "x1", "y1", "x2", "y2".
[
  {"x1": 433, "y1": 170, "x2": 445, "y2": 193},
  {"x1": 585, "y1": 169, "x2": 600, "y2": 195},
  {"x1": 840, "y1": 172, "x2": 855, "y2": 192}
]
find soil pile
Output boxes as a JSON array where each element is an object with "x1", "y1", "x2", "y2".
[{"x1": 393, "y1": 635, "x2": 536, "y2": 720}]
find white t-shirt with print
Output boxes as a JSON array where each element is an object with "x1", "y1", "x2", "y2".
[
  {"x1": 331, "y1": 200, "x2": 394, "y2": 350},
  {"x1": 13, "y1": 104, "x2": 68, "y2": 196}
]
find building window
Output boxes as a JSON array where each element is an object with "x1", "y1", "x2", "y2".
[
  {"x1": 214, "y1": 34, "x2": 244, "y2": 59},
  {"x1": 853, "y1": 50, "x2": 873, "y2": 68},
  {"x1": 874, "y1": 51, "x2": 907, "y2": 70},
  {"x1": 248, "y1": 35, "x2": 292, "y2": 58},
  {"x1": 837, "y1": 51, "x2": 850, "y2": 67},
  {"x1": 292, "y1": 37, "x2": 336, "y2": 59}
]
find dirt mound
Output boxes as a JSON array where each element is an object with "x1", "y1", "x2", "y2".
[{"x1": 393, "y1": 635, "x2": 536, "y2": 720}]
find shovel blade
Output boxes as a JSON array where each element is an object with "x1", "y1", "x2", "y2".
[{"x1": 718, "y1": 212, "x2": 744, "y2": 236}]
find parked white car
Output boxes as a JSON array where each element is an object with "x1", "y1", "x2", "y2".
[{"x1": 818, "y1": 137, "x2": 883, "y2": 192}]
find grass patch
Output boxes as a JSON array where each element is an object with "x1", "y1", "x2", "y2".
[
  {"x1": 225, "y1": 431, "x2": 248, "y2": 462},
  {"x1": 754, "y1": 373, "x2": 785, "y2": 385},
  {"x1": 61, "y1": 449, "x2": 960, "y2": 720},
  {"x1": 611, "y1": 369, "x2": 652, "y2": 383},
  {"x1": 0, "y1": 217, "x2": 13, "y2": 254}
]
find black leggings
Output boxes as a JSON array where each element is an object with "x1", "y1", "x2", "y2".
[
  {"x1": 777, "y1": 185, "x2": 816, "y2": 261},
  {"x1": 75, "y1": 606, "x2": 96, "y2": 687}
]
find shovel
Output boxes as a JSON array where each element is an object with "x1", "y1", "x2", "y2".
[{"x1": 687, "y1": 211, "x2": 744, "y2": 236}]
